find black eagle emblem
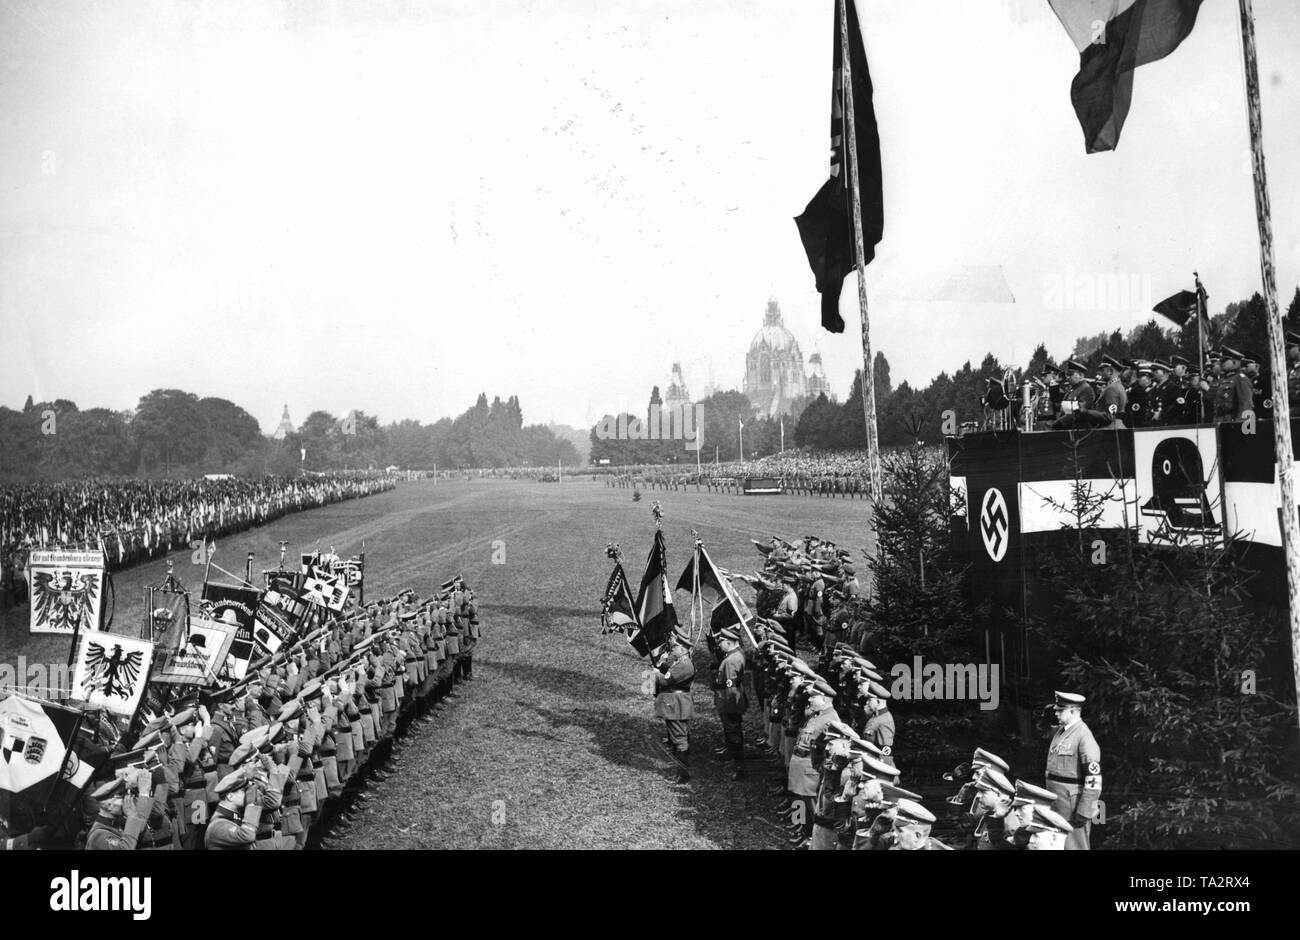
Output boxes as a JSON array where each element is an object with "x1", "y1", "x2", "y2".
[
  {"x1": 81, "y1": 640, "x2": 145, "y2": 700},
  {"x1": 31, "y1": 570, "x2": 100, "y2": 632}
]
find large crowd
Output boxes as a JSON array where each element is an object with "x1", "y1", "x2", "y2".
[
  {"x1": 2, "y1": 577, "x2": 481, "y2": 851},
  {"x1": 1, "y1": 472, "x2": 395, "y2": 605},
  {"x1": 647, "y1": 534, "x2": 1098, "y2": 850}
]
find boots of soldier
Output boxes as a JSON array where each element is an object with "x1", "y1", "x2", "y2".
[{"x1": 675, "y1": 752, "x2": 690, "y2": 784}]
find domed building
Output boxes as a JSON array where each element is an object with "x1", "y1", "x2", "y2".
[{"x1": 744, "y1": 299, "x2": 812, "y2": 417}]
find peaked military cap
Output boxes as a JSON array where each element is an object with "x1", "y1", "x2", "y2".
[
  {"x1": 1012, "y1": 779, "x2": 1058, "y2": 807},
  {"x1": 893, "y1": 798, "x2": 936, "y2": 826},
  {"x1": 971, "y1": 747, "x2": 1011, "y2": 773},
  {"x1": 1052, "y1": 690, "x2": 1086, "y2": 708}
]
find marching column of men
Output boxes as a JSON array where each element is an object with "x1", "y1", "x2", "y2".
[
  {"x1": 1032, "y1": 337, "x2": 1300, "y2": 430},
  {"x1": 2, "y1": 576, "x2": 483, "y2": 851},
  {"x1": 659, "y1": 533, "x2": 1101, "y2": 850}
]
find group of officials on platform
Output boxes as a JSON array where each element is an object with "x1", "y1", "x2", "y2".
[{"x1": 1022, "y1": 334, "x2": 1300, "y2": 431}]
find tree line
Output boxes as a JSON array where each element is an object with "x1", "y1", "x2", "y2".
[
  {"x1": 0, "y1": 390, "x2": 578, "y2": 482},
  {"x1": 588, "y1": 286, "x2": 1300, "y2": 463}
]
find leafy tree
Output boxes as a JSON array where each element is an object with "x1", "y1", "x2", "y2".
[{"x1": 132, "y1": 389, "x2": 209, "y2": 475}]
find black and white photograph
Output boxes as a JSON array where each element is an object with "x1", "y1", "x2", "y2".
[{"x1": 1, "y1": 0, "x2": 1298, "y2": 915}]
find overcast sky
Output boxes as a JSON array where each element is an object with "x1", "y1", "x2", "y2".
[{"x1": 3, "y1": 0, "x2": 1298, "y2": 433}]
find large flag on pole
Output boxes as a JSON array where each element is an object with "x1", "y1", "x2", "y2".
[
  {"x1": 0, "y1": 693, "x2": 83, "y2": 833},
  {"x1": 676, "y1": 541, "x2": 755, "y2": 638},
  {"x1": 600, "y1": 560, "x2": 640, "y2": 636},
  {"x1": 1048, "y1": 0, "x2": 1204, "y2": 153},
  {"x1": 629, "y1": 530, "x2": 679, "y2": 657},
  {"x1": 795, "y1": 0, "x2": 884, "y2": 334},
  {"x1": 1152, "y1": 288, "x2": 1199, "y2": 326}
]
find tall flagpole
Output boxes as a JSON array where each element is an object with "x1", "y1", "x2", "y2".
[
  {"x1": 1194, "y1": 271, "x2": 1206, "y2": 375},
  {"x1": 1238, "y1": 0, "x2": 1300, "y2": 737},
  {"x1": 839, "y1": 0, "x2": 882, "y2": 501}
]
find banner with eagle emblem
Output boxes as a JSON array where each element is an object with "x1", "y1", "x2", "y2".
[
  {"x1": 71, "y1": 632, "x2": 153, "y2": 716},
  {"x1": 26, "y1": 549, "x2": 107, "y2": 636}
]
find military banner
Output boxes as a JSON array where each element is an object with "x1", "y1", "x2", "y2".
[
  {"x1": 0, "y1": 693, "x2": 83, "y2": 833},
  {"x1": 201, "y1": 582, "x2": 262, "y2": 681},
  {"x1": 253, "y1": 598, "x2": 301, "y2": 657},
  {"x1": 26, "y1": 549, "x2": 107, "y2": 636},
  {"x1": 152, "y1": 615, "x2": 238, "y2": 685},
  {"x1": 70, "y1": 631, "x2": 153, "y2": 716},
  {"x1": 302, "y1": 570, "x2": 349, "y2": 611}
]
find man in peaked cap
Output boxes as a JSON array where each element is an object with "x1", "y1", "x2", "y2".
[
  {"x1": 1125, "y1": 361, "x2": 1153, "y2": 427},
  {"x1": 1051, "y1": 359, "x2": 1098, "y2": 430},
  {"x1": 1094, "y1": 354, "x2": 1129, "y2": 427},
  {"x1": 1148, "y1": 359, "x2": 1173, "y2": 425},
  {"x1": 1213, "y1": 346, "x2": 1255, "y2": 423},
  {"x1": 888, "y1": 798, "x2": 944, "y2": 850},
  {"x1": 1044, "y1": 691, "x2": 1102, "y2": 850},
  {"x1": 785, "y1": 686, "x2": 838, "y2": 849},
  {"x1": 1022, "y1": 804, "x2": 1073, "y2": 850},
  {"x1": 204, "y1": 766, "x2": 269, "y2": 849},
  {"x1": 83, "y1": 769, "x2": 158, "y2": 850},
  {"x1": 968, "y1": 766, "x2": 1017, "y2": 850},
  {"x1": 652, "y1": 632, "x2": 695, "y2": 783},
  {"x1": 710, "y1": 628, "x2": 748, "y2": 779},
  {"x1": 859, "y1": 680, "x2": 894, "y2": 761},
  {"x1": 1004, "y1": 779, "x2": 1059, "y2": 848},
  {"x1": 1240, "y1": 350, "x2": 1272, "y2": 416}
]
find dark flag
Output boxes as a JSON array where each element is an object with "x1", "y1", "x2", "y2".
[
  {"x1": 630, "y1": 530, "x2": 679, "y2": 657},
  {"x1": 795, "y1": 0, "x2": 884, "y2": 334},
  {"x1": 202, "y1": 581, "x2": 261, "y2": 681},
  {"x1": 1154, "y1": 282, "x2": 1210, "y2": 347},
  {"x1": 1049, "y1": 0, "x2": 1203, "y2": 153},
  {"x1": 600, "y1": 561, "x2": 639, "y2": 636},
  {"x1": 1153, "y1": 289, "x2": 1198, "y2": 326},
  {"x1": 676, "y1": 542, "x2": 753, "y2": 635}
]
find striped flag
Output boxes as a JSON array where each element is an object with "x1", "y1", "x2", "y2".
[
  {"x1": 1049, "y1": 0, "x2": 1204, "y2": 153},
  {"x1": 629, "y1": 530, "x2": 679, "y2": 657}
]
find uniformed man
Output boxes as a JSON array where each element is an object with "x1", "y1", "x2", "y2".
[
  {"x1": 1241, "y1": 350, "x2": 1271, "y2": 417},
  {"x1": 809, "y1": 734, "x2": 854, "y2": 850},
  {"x1": 969, "y1": 766, "x2": 1016, "y2": 850},
  {"x1": 1125, "y1": 362, "x2": 1153, "y2": 427},
  {"x1": 204, "y1": 766, "x2": 269, "y2": 850},
  {"x1": 83, "y1": 770, "x2": 157, "y2": 850},
  {"x1": 888, "y1": 798, "x2": 947, "y2": 850},
  {"x1": 860, "y1": 681, "x2": 894, "y2": 762},
  {"x1": 1044, "y1": 690, "x2": 1102, "y2": 850},
  {"x1": 771, "y1": 578, "x2": 799, "y2": 641},
  {"x1": 1211, "y1": 346, "x2": 1255, "y2": 423},
  {"x1": 1022, "y1": 804, "x2": 1074, "y2": 850},
  {"x1": 1093, "y1": 355, "x2": 1128, "y2": 427},
  {"x1": 711, "y1": 627, "x2": 748, "y2": 779},
  {"x1": 653, "y1": 632, "x2": 695, "y2": 783},
  {"x1": 1004, "y1": 779, "x2": 1059, "y2": 849},
  {"x1": 1050, "y1": 360, "x2": 1098, "y2": 430},
  {"x1": 786, "y1": 686, "x2": 837, "y2": 848},
  {"x1": 1148, "y1": 360, "x2": 1173, "y2": 425}
]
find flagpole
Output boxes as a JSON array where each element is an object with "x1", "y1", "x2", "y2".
[
  {"x1": 839, "y1": 0, "x2": 882, "y2": 502},
  {"x1": 1237, "y1": 0, "x2": 1300, "y2": 740},
  {"x1": 1194, "y1": 270, "x2": 1206, "y2": 375}
]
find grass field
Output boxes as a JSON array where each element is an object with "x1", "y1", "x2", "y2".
[{"x1": 0, "y1": 477, "x2": 877, "y2": 849}]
